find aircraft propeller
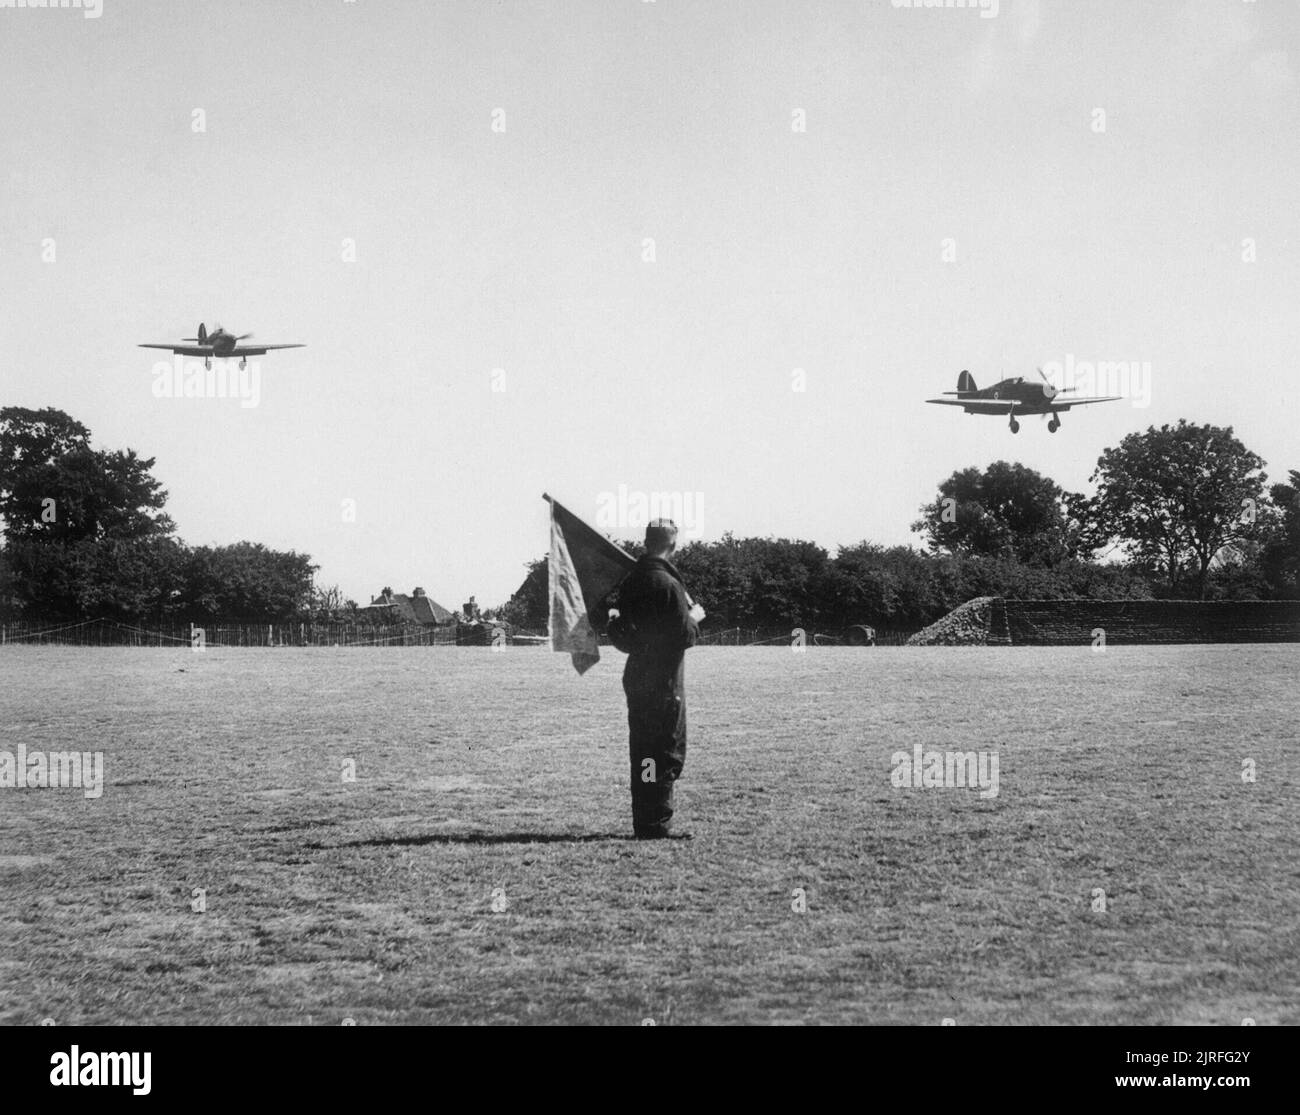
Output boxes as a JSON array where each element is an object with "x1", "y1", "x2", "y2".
[
  {"x1": 1036, "y1": 366, "x2": 1058, "y2": 400},
  {"x1": 1038, "y1": 366, "x2": 1077, "y2": 396}
]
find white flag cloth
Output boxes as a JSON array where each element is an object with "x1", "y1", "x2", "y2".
[
  {"x1": 549, "y1": 510, "x2": 601, "y2": 674},
  {"x1": 545, "y1": 494, "x2": 637, "y2": 675}
]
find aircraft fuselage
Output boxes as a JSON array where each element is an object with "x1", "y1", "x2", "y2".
[
  {"x1": 206, "y1": 331, "x2": 238, "y2": 356},
  {"x1": 955, "y1": 376, "x2": 1059, "y2": 414}
]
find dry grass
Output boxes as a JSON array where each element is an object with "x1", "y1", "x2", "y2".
[{"x1": 0, "y1": 644, "x2": 1295, "y2": 1025}]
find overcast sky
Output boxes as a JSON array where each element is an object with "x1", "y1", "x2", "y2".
[{"x1": 2, "y1": 0, "x2": 1296, "y2": 609}]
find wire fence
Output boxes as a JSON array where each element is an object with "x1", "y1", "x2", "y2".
[
  {"x1": 694, "y1": 626, "x2": 919, "y2": 647},
  {"x1": 0, "y1": 618, "x2": 546, "y2": 648},
  {"x1": 0, "y1": 618, "x2": 919, "y2": 648}
]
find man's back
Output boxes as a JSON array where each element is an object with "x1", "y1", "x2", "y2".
[
  {"x1": 616, "y1": 554, "x2": 698, "y2": 665},
  {"x1": 616, "y1": 528, "x2": 699, "y2": 839}
]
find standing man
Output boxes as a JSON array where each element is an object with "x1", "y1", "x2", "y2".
[{"x1": 610, "y1": 519, "x2": 703, "y2": 839}]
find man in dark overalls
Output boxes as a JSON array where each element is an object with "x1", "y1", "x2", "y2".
[{"x1": 612, "y1": 519, "x2": 701, "y2": 839}]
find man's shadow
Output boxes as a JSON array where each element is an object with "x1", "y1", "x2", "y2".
[{"x1": 317, "y1": 832, "x2": 689, "y2": 849}]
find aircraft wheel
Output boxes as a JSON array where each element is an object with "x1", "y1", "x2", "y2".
[
  {"x1": 1048, "y1": 418, "x2": 1059, "y2": 432},
  {"x1": 1009, "y1": 419, "x2": 1020, "y2": 434}
]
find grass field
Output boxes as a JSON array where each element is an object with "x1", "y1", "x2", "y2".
[{"x1": 1, "y1": 644, "x2": 1296, "y2": 1025}]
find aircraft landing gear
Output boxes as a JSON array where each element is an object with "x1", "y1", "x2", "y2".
[
  {"x1": 204, "y1": 356, "x2": 212, "y2": 371},
  {"x1": 1048, "y1": 416, "x2": 1060, "y2": 433},
  {"x1": 1009, "y1": 417, "x2": 1020, "y2": 434},
  {"x1": 239, "y1": 357, "x2": 247, "y2": 371}
]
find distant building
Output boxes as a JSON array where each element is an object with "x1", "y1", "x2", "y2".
[{"x1": 358, "y1": 586, "x2": 454, "y2": 626}]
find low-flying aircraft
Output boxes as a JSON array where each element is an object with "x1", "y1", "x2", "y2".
[
  {"x1": 140, "y1": 323, "x2": 304, "y2": 370},
  {"x1": 926, "y1": 369, "x2": 1120, "y2": 433}
]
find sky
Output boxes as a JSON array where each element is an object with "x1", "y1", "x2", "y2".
[{"x1": 1, "y1": 0, "x2": 1296, "y2": 610}]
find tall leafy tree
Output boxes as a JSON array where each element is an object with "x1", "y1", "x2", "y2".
[
  {"x1": 1259, "y1": 469, "x2": 1300, "y2": 597},
  {"x1": 913, "y1": 461, "x2": 1079, "y2": 565},
  {"x1": 1088, "y1": 421, "x2": 1268, "y2": 598},
  {"x1": 0, "y1": 406, "x2": 90, "y2": 471},
  {"x1": 0, "y1": 407, "x2": 90, "y2": 538},
  {"x1": 0, "y1": 407, "x2": 173, "y2": 542}
]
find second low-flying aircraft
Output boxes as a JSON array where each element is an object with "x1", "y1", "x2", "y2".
[
  {"x1": 140, "y1": 323, "x2": 304, "y2": 370},
  {"x1": 926, "y1": 369, "x2": 1120, "y2": 433}
]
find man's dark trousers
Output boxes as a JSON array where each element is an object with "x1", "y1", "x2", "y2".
[
  {"x1": 623, "y1": 652, "x2": 687, "y2": 837},
  {"x1": 614, "y1": 552, "x2": 697, "y2": 837}
]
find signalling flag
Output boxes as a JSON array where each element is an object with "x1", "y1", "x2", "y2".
[{"x1": 545, "y1": 493, "x2": 636, "y2": 674}]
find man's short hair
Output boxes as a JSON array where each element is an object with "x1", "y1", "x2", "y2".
[{"x1": 645, "y1": 518, "x2": 678, "y2": 549}]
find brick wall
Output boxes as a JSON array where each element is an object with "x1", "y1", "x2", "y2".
[{"x1": 1002, "y1": 599, "x2": 1300, "y2": 646}]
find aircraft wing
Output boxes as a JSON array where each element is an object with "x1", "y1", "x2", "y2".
[
  {"x1": 232, "y1": 344, "x2": 304, "y2": 356},
  {"x1": 139, "y1": 344, "x2": 213, "y2": 356},
  {"x1": 926, "y1": 398, "x2": 1017, "y2": 414},
  {"x1": 1051, "y1": 397, "x2": 1122, "y2": 411}
]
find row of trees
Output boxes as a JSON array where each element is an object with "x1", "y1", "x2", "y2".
[
  {"x1": 499, "y1": 423, "x2": 1298, "y2": 632},
  {"x1": 4, "y1": 407, "x2": 1294, "y2": 629},
  {"x1": 0, "y1": 408, "x2": 317, "y2": 621},
  {"x1": 913, "y1": 423, "x2": 1296, "y2": 600},
  {"x1": 497, "y1": 536, "x2": 1155, "y2": 634}
]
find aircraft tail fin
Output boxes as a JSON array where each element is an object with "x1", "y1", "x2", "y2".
[
  {"x1": 957, "y1": 369, "x2": 976, "y2": 393},
  {"x1": 198, "y1": 322, "x2": 207, "y2": 345}
]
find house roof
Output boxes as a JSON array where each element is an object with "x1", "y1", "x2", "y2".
[
  {"x1": 408, "y1": 593, "x2": 453, "y2": 625},
  {"x1": 360, "y1": 589, "x2": 454, "y2": 625}
]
